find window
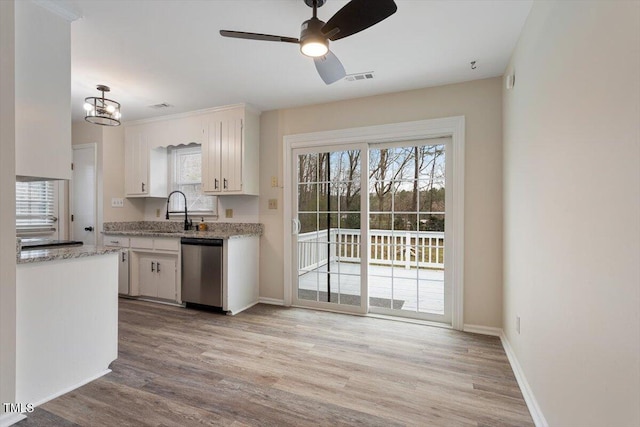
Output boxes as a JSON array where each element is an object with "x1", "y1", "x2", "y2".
[
  {"x1": 16, "y1": 180, "x2": 58, "y2": 233},
  {"x1": 168, "y1": 145, "x2": 216, "y2": 215}
]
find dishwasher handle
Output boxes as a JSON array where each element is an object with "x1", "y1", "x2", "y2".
[{"x1": 180, "y1": 238, "x2": 223, "y2": 246}]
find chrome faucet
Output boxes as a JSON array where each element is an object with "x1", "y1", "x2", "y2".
[{"x1": 166, "y1": 190, "x2": 193, "y2": 231}]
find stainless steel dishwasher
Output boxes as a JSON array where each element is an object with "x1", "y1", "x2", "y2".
[{"x1": 181, "y1": 238, "x2": 223, "y2": 308}]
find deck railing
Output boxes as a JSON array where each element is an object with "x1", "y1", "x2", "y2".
[{"x1": 298, "y1": 229, "x2": 444, "y2": 273}]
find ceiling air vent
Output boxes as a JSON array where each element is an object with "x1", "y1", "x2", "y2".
[
  {"x1": 148, "y1": 102, "x2": 173, "y2": 109},
  {"x1": 345, "y1": 72, "x2": 374, "y2": 82}
]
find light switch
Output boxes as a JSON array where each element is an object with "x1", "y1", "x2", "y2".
[
  {"x1": 225, "y1": 209, "x2": 233, "y2": 218},
  {"x1": 271, "y1": 176, "x2": 278, "y2": 187}
]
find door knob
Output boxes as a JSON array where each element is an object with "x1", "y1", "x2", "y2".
[{"x1": 84, "y1": 226, "x2": 94, "y2": 232}]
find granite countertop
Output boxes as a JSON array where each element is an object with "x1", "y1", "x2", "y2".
[
  {"x1": 102, "y1": 230, "x2": 260, "y2": 240},
  {"x1": 18, "y1": 245, "x2": 123, "y2": 264},
  {"x1": 102, "y1": 221, "x2": 263, "y2": 240}
]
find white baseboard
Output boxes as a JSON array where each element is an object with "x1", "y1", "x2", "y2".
[
  {"x1": 500, "y1": 332, "x2": 549, "y2": 427},
  {"x1": 463, "y1": 323, "x2": 502, "y2": 336},
  {"x1": 227, "y1": 300, "x2": 259, "y2": 316},
  {"x1": 0, "y1": 413, "x2": 26, "y2": 427},
  {"x1": 32, "y1": 369, "x2": 112, "y2": 408},
  {"x1": 0, "y1": 369, "x2": 112, "y2": 427},
  {"x1": 258, "y1": 297, "x2": 285, "y2": 306}
]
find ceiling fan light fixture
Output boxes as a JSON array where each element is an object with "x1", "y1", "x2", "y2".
[
  {"x1": 301, "y1": 39, "x2": 328, "y2": 57},
  {"x1": 84, "y1": 84, "x2": 121, "y2": 126}
]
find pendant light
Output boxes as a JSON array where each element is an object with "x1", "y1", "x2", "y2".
[{"x1": 84, "y1": 85, "x2": 121, "y2": 126}]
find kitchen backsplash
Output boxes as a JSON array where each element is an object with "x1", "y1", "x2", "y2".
[{"x1": 103, "y1": 221, "x2": 263, "y2": 235}]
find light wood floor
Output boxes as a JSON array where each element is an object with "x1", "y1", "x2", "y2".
[{"x1": 18, "y1": 299, "x2": 534, "y2": 427}]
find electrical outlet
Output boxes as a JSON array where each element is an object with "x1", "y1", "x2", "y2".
[
  {"x1": 111, "y1": 198, "x2": 124, "y2": 208},
  {"x1": 271, "y1": 176, "x2": 278, "y2": 187},
  {"x1": 516, "y1": 316, "x2": 521, "y2": 334},
  {"x1": 156, "y1": 208, "x2": 161, "y2": 218},
  {"x1": 268, "y1": 199, "x2": 277, "y2": 210},
  {"x1": 225, "y1": 209, "x2": 233, "y2": 218}
]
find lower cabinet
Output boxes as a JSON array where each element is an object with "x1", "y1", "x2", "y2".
[
  {"x1": 128, "y1": 237, "x2": 181, "y2": 303},
  {"x1": 104, "y1": 236, "x2": 131, "y2": 295},
  {"x1": 138, "y1": 255, "x2": 178, "y2": 300}
]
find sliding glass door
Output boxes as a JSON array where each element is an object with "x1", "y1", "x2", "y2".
[
  {"x1": 291, "y1": 138, "x2": 451, "y2": 323},
  {"x1": 368, "y1": 140, "x2": 450, "y2": 323},
  {"x1": 293, "y1": 145, "x2": 368, "y2": 314}
]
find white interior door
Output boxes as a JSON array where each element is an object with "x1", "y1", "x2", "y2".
[{"x1": 71, "y1": 144, "x2": 97, "y2": 245}]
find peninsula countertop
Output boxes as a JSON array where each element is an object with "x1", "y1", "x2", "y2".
[{"x1": 18, "y1": 245, "x2": 123, "y2": 264}]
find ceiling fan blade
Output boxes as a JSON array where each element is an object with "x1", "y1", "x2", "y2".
[
  {"x1": 322, "y1": 0, "x2": 397, "y2": 41},
  {"x1": 314, "y1": 50, "x2": 346, "y2": 85},
  {"x1": 219, "y1": 30, "x2": 299, "y2": 44}
]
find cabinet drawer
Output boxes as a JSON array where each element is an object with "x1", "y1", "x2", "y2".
[
  {"x1": 130, "y1": 238, "x2": 154, "y2": 250},
  {"x1": 104, "y1": 236, "x2": 130, "y2": 247},
  {"x1": 154, "y1": 238, "x2": 180, "y2": 252}
]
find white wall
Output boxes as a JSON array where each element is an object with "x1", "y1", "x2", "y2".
[
  {"x1": 71, "y1": 121, "x2": 145, "y2": 241},
  {"x1": 259, "y1": 77, "x2": 504, "y2": 327},
  {"x1": 0, "y1": 0, "x2": 17, "y2": 418},
  {"x1": 503, "y1": 1, "x2": 640, "y2": 426}
]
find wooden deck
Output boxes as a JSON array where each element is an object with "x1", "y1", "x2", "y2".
[
  {"x1": 299, "y1": 262, "x2": 445, "y2": 314},
  {"x1": 18, "y1": 299, "x2": 534, "y2": 427}
]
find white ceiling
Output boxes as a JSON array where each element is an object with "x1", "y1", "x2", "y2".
[{"x1": 70, "y1": 0, "x2": 532, "y2": 122}]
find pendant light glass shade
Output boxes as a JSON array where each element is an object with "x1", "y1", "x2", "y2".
[{"x1": 84, "y1": 85, "x2": 121, "y2": 126}]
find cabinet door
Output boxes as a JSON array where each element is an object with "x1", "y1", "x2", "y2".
[
  {"x1": 202, "y1": 118, "x2": 222, "y2": 193},
  {"x1": 118, "y1": 251, "x2": 130, "y2": 295},
  {"x1": 124, "y1": 128, "x2": 149, "y2": 196},
  {"x1": 138, "y1": 256, "x2": 157, "y2": 297},
  {"x1": 221, "y1": 113, "x2": 243, "y2": 192},
  {"x1": 155, "y1": 256, "x2": 177, "y2": 301}
]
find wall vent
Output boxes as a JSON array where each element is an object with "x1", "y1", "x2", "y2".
[
  {"x1": 148, "y1": 102, "x2": 173, "y2": 109},
  {"x1": 345, "y1": 72, "x2": 374, "y2": 82}
]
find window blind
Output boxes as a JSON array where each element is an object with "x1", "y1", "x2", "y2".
[{"x1": 16, "y1": 181, "x2": 57, "y2": 233}]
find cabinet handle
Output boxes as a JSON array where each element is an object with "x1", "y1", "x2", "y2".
[
  {"x1": 151, "y1": 261, "x2": 155, "y2": 272},
  {"x1": 157, "y1": 262, "x2": 160, "y2": 273},
  {"x1": 214, "y1": 178, "x2": 219, "y2": 190},
  {"x1": 223, "y1": 178, "x2": 228, "y2": 189},
  {"x1": 141, "y1": 182, "x2": 145, "y2": 192},
  {"x1": 122, "y1": 252, "x2": 125, "y2": 262}
]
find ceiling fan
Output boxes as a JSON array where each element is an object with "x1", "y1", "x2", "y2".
[{"x1": 220, "y1": 0, "x2": 398, "y2": 85}]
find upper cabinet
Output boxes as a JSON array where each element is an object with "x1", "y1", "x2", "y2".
[
  {"x1": 124, "y1": 124, "x2": 167, "y2": 198},
  {"x1": 15, "y1": 1, "x2": 73, "y2": 180},
  {"x1": 202, "y1": 106, "x2": 260, "y2": 196},
  {"x1": 123, "y1": 104, "x2": 260, "y2": 199}
]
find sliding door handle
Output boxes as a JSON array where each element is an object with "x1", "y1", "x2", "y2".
[{"x1": 292, "y1": 219, "x2": 301, "y2": 235}]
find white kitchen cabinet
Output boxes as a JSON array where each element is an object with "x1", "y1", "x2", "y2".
[
  {"x1": 165, "y1": 114, "x2": 206, "y2": 147},
  {"x1": 129, "y1": 237, "x2": 181, "y2": 302},
  {"x1": 104, "y1": 236, "x2": 130, "y2": 295},
  {"x1": 202, "y1": 105, "x2": 260, "y2": 195},
  {"x1": 15, "y1": 1, "x2": 73, "y2": 180},
  {"x1": 138, "y1": 255, "x2": 177, "y2": 300},
  {"x1": 138, "y1": 256, "x2": 156, "y2": 297},
  {"x1": 223, "y1": 236, "x2": 260, "y2": 314},
  {"x1": 124, "y1": 124, "x2": 168, "y2": 197}
]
